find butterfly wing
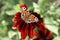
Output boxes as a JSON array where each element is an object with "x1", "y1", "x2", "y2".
[
  {"x1": 28, "y1": 14, "x2": 39, "y2": 23},
  {"x1": 21, "y1": 10, "x2": 39, "y2": 23}
]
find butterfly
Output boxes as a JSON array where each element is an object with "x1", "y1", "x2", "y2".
[{"x1": 21, "y1": 10, "x2": 39, "y2": 23}]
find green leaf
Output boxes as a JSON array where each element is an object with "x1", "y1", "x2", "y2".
[
  {"x1": 38, "y1": 0, "x2": 44, "y2": 5},
  {"x1": 6, "y1": 0, "x2": 19, "y2": 5},
  {"x1": 0, "y1": 37, "x2": 10, "y2": 40},
  {"x1": 24, "y1": 0, "x2": 33, "y2": 7},
  {"x1": 6, "y1": 4, "x2": 20, "y2": 15},
  {"x1": 33, "y1": 2, "x2": 40, "y2": 14},
  {"x1": 8, "y1": 30, "x2": 17, "y2": 38},
  {"x1": 44, "y1": 18, "x2": 58, "y2": 35},
  {"x1": 25, "y1": 35, "x2": 29, "y2": 40},
  {"x1": 24, "y1": 0, "x2": 33, "y2": 10},
  {"x1": 6, "y1": 10, "x2": 16, "y2": 15},
  {"x1": 14, "y1": 4, "x2": 20, "y2": 12},
  {"x1": 0, "y1": 24, "x2": 6, "y2": 36},
  {"x1": 0, "y1": 21, "x2": 8, "y2": 37},
  {"x1": 1, "y1": 37, "x2": 10, "y2": 40},
  {"x1": 53, "y1": 36, "x2": 60, "y2": 40},
  {"x1": 1, "y1": 20, "x2": 8, "y2": 26}
]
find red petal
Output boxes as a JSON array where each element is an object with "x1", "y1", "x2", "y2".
[
  {"x1": 35, "y1": 22, "x2": 46, "y2": 31},
  {"x1": 21, "y1": 23, "x2": 27, "y2": 39},
  {"x1": 12, "y1": 21, "x2": 20, "y2": 28},
  {"x1": 12, "y1": 17, "x2": 21, "y2": 23},
  {"x1": 40, "y1": 23, "x2": 46, "y2": 30},
  {"x1": 12, "y1": 12, "x2": 21, "y2": 23},
  {"x1": 17, "y1": 20, "x2": 25, "y2": 32},
  {"x1": 12, "y1": 23, "x2": 17, "y2": 28},
  {"x1": 35, "y1": 23, "x2": 43, "y2": 31},
  {"x1": 33, "y1": 29, "x2": 41, "y2": 39},
  {"x1": 28, "y1": 24, "x2": 34, "y2": 38},
  {"x1": 25, "y1": 24, "x2": 29, "y2": 35},
  {"x1": 14, "y1": 12, "x2": 21, "y2": 17},
  {"x1": 45, "y1": 30, "x2": 52, "y2": 39}
]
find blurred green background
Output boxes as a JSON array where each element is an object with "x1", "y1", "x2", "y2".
[{"x1": 0, "y1": 0, "x2": 60, "y2": 40}]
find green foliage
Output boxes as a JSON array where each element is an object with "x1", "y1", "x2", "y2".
[{"x1": 0, "y1": 0, "x2": 60, "y2": 40}]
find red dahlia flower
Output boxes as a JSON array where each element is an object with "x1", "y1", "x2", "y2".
[{"x1": 12, "y1": 3, "x2": 56, "y2": 40}]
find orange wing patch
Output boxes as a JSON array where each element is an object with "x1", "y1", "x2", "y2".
[
  {"x1": 22, "y1": 10, "x2": 30, "y2": 16},
  {"x1": 29, "y1": 14, "x2": 35, "y2": 22}
]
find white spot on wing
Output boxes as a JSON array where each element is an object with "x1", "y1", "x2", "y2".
[{"x1": 35, "y1": 17, "x2": 39, "y2": 22}]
